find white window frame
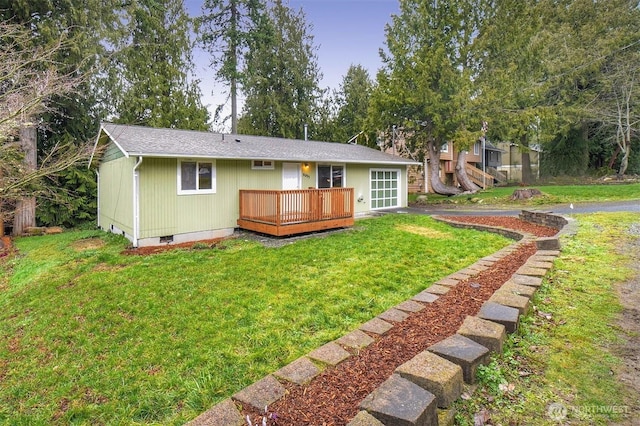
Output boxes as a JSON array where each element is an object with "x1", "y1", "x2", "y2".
[
  {"x1": 177, "y1": 159, "x2": 216, "y2": 195},
  {"x1": 370, "y1": 168, "x2": 401, "y2": 209},
  {"x1": 316, "y1": 163, "x2": 346, "y2": 188},
  {"x1": 441, "y1": 142, "x2": 449, "y2": 153},
  {"x1": 251, "y1": 159, "x2": 274, "y2": 170},
  {"x1": 474, "y1": 141, "x2": 480, "y2": 155}
]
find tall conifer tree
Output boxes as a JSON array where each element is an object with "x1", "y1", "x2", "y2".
[
  {"x1": 108, "y1": 0, "x2": 209, "y2": 130},
  {"x1": 199, "y1": 0, "x2": 266, "y2": 133},
  {"x1": 238, "y1": 0, "x2": 323, "y2": 139}
]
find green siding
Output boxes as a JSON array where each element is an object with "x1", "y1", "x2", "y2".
[
  {"x1": 138, "y1": 158, "x2": 178, "y2": 238},
  {"x1": 98, "y1": 155, "x2": 135, "y2": 234},
  {"x1": 106, "y1": 157, "x2": 408, "y2": 241},
  {"x1": 101, "y1": 141, "x2": 125, "y2": 163},
  {"x1": 137, "y1": 159, "x2": 291, "y2": 239},
  {"x1": 345, "y1": 164, "x2": 375, "y2": 214}
]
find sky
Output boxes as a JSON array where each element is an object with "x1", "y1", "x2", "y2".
[{"x1": 186, "y1": 0, "x2": 400, "y2": 131}]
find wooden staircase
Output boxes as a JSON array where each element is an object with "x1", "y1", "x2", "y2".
[
  {"x1": 465, "y1": 164, "x2": 496, "y2": 189},
  {"x1": 487, "y1": 167, "x2": 507, "y2": 185}
]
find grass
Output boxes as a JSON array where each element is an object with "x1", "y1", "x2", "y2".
[
  {"x1": 412, "y1": 182, "x2": 640, "y2": 207},
  {"x1": 0, "y1": 214, "x2": 511, "y2": 425},
  {"x1": 454, "y1": 212, "x2": 640, "y2": 425}
]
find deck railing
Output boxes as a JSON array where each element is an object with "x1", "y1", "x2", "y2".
[
  {"x1": 238, "y1": 188, "x2": 355, "y2": 236},
  {"x1": 465, "y1": 164, "x2": 496, "y2": 189}
]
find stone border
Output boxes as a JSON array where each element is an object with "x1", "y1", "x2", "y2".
[{"x1": 186, "y1": 211, "x2": 575, "y2": 426}]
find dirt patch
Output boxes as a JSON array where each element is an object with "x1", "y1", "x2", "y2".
[
  {"x1": 0, "y1": 235, "x2": 12, "y2": 259},
  {"x1": 71, "y1": 238, "x2": 105, "y2": 251},
  {"x1": 121, "y1": 238, "x2": 227, "y2": 255},
  {"x1": 612, "y1": 223, "x2": 640, "y2": 424},
  {"x1": 241, "y1": 217, "x2": 549, "y2": 425},
  {"x1": 396, "y1": 224, "x2": 453, "y2": 239}
]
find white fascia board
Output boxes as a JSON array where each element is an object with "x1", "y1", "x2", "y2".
[
  {"x1": 127, "y1": 152, "x2": 420, "y2": 166},
  {"x1": 100, "y1": 125, "x2": 130, "y2": 158}
]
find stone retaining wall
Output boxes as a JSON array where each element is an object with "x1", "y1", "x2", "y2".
[
  {"x1": 519, "y1": 210, "x2": 567, "y2": 230},
  {"x1": 187, "y1": 211, "x2": 575, "y2": 426}
]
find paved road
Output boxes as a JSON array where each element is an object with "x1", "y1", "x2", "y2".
[{"x1": 388, "y1": 199, "x2": 640, "y2": 216}]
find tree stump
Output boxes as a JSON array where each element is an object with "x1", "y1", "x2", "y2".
[{"x1": 510, "y1": 188, "x2": 542, "y2": 200}]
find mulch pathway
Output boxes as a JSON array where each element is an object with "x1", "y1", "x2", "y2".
[
  {"x1": 444, "y1": 216, "x2": 559, "y2": 237},
  {"x1": 243, "y1": 217, "x2": 553, "y2": 425}
]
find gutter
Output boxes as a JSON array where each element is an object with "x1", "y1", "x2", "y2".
[{"x1": 132, "y1": 156, "x2": 143, "y2": 247}]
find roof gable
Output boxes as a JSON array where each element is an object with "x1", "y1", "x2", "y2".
[{"x1": 92, "y1": 123, "x2": 420, "y2": 166}]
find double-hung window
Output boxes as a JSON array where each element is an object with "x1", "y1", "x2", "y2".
[{"x1": 178, "y1": 159, "x2": 216, "y2": 194}]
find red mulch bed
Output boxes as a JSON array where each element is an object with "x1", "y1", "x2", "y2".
[
  {"x1": 242, "y1": 217, "x2": 553, "y2": 425},
  {"x1": 445, "y1": 216, "x2": 559, "y2": 237}
]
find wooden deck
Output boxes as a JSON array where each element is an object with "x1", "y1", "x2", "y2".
[{"x1": 237, "y1": 188, "x2": 355, "y2": 236}]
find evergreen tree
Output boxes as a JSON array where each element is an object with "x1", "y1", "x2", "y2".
[
  {"x1": 238, "y1": 0, "x2": 323, "y2": 139},
  {"x1": 472, "y1": 0, "x2": 548, "y2": 184},
  {"x1": 369, "y1": 0, "x2": 486, "y2": 194},
  {"x1": 109, "y1": 0, "x2": 210, "y2": 130},
  {"x1": 476, "y1": 0, "x2": 640, "y2": 180},
  {"x1": 199, "y1": 0, "x2": 267, "y2": 133},
  {"x1": 333, "y1": 65, "x2": 374, "y2": 145}
]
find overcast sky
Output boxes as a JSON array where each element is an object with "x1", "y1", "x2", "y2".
[{"x1": 186, "y1": 0, "x2": 399, "y2": 131}]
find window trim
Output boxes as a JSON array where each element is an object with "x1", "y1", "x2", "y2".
[
  {"x1": 177, "y1": 159, "x2": 216, "y2": 195},
  {"x1": 251, "y1": 159, "x2": 274, "y2": 170},
  {"x1": 441, "y1": 142, "x2": 449, "y2": 153},
  {"x1": 474, "y1": 141, "x2": 480, "y2": 155}
]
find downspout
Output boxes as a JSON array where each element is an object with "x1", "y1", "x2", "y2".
[
  {"x1": 132, "y1": 156, "x2": 143, "y2": 247},
  {"x1": 424, "y1": 158, "x2": 429, "y2": 193},
  {"x1": 96, "y1": 171, "x2": 100, "y2": 229}
]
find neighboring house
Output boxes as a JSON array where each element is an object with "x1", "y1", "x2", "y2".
[
  {"x1": 495, "y1": 141, "x2": 541, "y2": 183},
  {"x1": 90, "y1": 123, "x2": 419, "y2": 247},
  {"x1": 382, "y1": 134, "x2": 505, "y2": 193},
  {"x1": 437, "y1": 140, "x2": 505, "y2": 190}
]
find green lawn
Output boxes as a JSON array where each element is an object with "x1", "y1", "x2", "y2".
[
  {"x1": 454, "y1": 212, "x2": 640, "y2": 425},
  {"x1": 0, "y1": 214, "x2": 511, "y2": 425},
  {"x1": 414, "y1": 182, "x2": 640, "y2": 206}
]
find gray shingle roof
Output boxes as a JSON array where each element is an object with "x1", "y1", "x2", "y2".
[{"x1": 98, "y1": 123, "x2": 419, "y2": 165}]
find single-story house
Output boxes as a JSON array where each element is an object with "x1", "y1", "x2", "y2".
[{"x1": 90, "y1": 123, "x2": 419, "y2": 247}]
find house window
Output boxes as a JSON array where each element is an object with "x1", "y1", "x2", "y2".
[
  {"x1": 474, "y1": 141, "x2": 480, "y2": 155},
  {"x1": 178, "y1": 159, "x2": 216, "y2": 194},
  {"x1": 252, "y1": 160, "x2": 274, "y2": 170},
  {"x1": 317, "y1": 165, "x2": 344, "y2": 188},
  {"x1": 370, "y1": 169, "x2": 400, "y2": 209},
  {"x1": 441, "y1": 143, "x2": 449, "y2": 153}
]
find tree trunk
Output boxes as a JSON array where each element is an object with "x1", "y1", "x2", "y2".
[
  {"x1": 455, "y1": 150, "x2": 481, "y2": 192},
  {"x1": 618, "y1": 137, "x2": 630, "y2": 178},
  {"x1": 427, "y1": 139, "x2": 461, "y2": 195},
  {"x1": 230, "y1": 1, "x2": 238, "y2": 134},
  {"x1": 608, "y1": 144, "x2": 621, "y2": 170},
  {"x1": 13, "y1": 125, "x2": 37, "y2": 235},
  {"x1": 0, "y1": 165, "x2": 4, "y2": 237},
  {"x1": 520, "y1": 134, "x2": 533, "y2": 185}
]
